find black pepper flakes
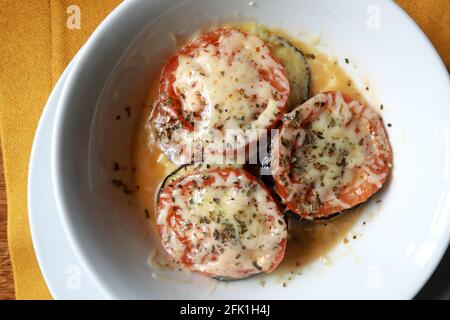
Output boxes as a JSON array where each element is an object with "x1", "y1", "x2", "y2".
[
  {"x1": 111, "y1": 179, "x2": 123, "y2": 187},
  {"x1": 111, "y1": 179, "x2": 134, "y2": 195},
  {"x1": 252, "y1": 261, "x2": 262, "y2": 271},
  {"x1": 123, "y1": 186, "x2": 134, "y2": 195}
]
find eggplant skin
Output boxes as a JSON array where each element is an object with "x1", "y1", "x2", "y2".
[
  {"x1": 155, "y1": 163, "x2": 200, "y2": 208},
  {"x1": 159, "y1": 163, "x2": 198, "y2": 190},
  {"x1": 269, "y1": 36, "x2": 310, "y2": 108},
  {"x1": 212, "y1": 273, "x2": 256, "y2": 282},
  {"x1": 248, "y1": 26, "x2": 310, "y2": 108}
]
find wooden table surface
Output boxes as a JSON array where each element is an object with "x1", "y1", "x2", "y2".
[{"x1": 0, "y1": 151, "x2": 14, "y2": 300}]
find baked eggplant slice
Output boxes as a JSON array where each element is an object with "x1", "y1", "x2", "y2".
[
  {"x1": 157, "y1": 163, "x2": 202, "y2": 200},
  {"x1": 156, "y1": 166, "x2": 287, "y2": 280},
  {"x1": 156, "y1": 163, "x2": 244, "y2": 204},
  {"x1": 272, "y1": 91, "x2": 392, "y2": 219},
  {"x1": 151, "y1": 28, "x2": 290, "y2": 165},
  {"x1": 157, "y1": 163, "x2": 256, "y2": 281},
  {"x1": 248, "y1": 26, "x2": 310, "y2": 108}
]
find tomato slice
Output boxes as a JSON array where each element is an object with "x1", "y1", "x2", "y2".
[
  {"x1": 272, "y1": 91, "x2": 392, "y2": 219},
  {"x1": 151, "y1": 28, "x2": 290, "y2": 165},
  {"x1": 156, "y1": 166, "x2": 287, "y2": 279}
]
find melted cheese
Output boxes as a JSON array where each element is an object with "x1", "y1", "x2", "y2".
[
  {"x1": 273, "y1": 92, "x2": 391, "y2": 217},
  {"x1": 170, "y1": 29, "x2": 289, "y2": 160},
  {"x1": 157, "y1": 169, "x2": 287, "y2": 278}
]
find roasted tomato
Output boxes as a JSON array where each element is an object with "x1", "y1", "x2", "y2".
[
  {"x1": 272, "y1": 91, "x2": 392, "y2": 219},
  {"x1": 156, "y1": 165, "x2": 287, "y2": 279},
  {"x1": 151, "y1": 28, "x2": 290, "y2": 165}
]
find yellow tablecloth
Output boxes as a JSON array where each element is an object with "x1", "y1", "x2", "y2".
[
  {"x1": 0, "y1": 0, "x2": 122, "y2": 300},
  {"x1": 0, "y1": 0, "x2": 448, "y2": 300}
]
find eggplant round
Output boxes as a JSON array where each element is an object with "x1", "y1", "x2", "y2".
[
  {"x1": 248, "y1": 26, "x2": 311, "y2": 108},
  {"x1": 156, "y1": 165, "x2": 287, "y2": 280}
]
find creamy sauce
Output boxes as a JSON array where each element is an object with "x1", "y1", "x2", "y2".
[
  {"x1": 132, "y1": 23, "x2": 366, "y2": 276},
  {"x1": 133, "y1": 79, "x2": 176, "y2": 233},
  {"x1": 277, "y1": 206, "x2": 364, "y2": 274}
]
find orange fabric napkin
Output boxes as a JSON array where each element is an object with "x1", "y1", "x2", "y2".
[
  {"x1": 0, "y1": 0, "x2": 121, "y2": 300},
  {"x1": 0, "y1": 0, "x2": 447, "y2": 300},
  {"x1": 396, "y1": 0, "x2": 449, "y2": 69}
]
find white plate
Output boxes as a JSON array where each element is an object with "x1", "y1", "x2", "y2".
[
  {"x1": 28, "y1": 56, "x2": 106, "y2": 299},
  {"x1": 27, "y1": 58, "x2": 448, "y2": 299},
  {"x1": 33, "y1": 0, "x2": 450, "y2": 299}
]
